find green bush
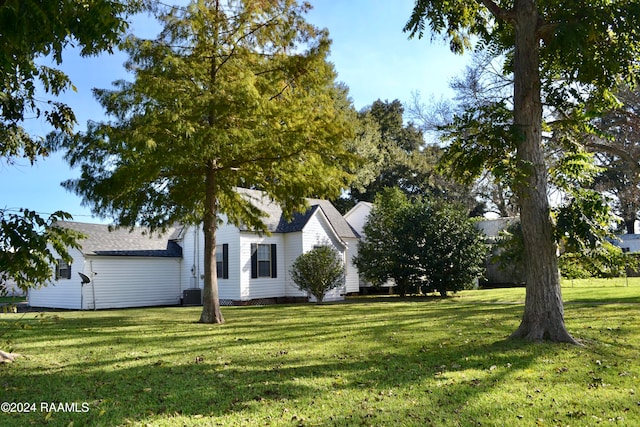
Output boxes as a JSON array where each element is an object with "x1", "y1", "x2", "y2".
[
  {"x1": 354, "y1": 188, "x2": 487, "y2": 297},
  {"x1": 290, "y1": 245, "x2": 345, "y2": 303}
]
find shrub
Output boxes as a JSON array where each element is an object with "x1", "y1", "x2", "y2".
[{"x1": 290, "y1": 245, "x2": 345, "y2": 303}]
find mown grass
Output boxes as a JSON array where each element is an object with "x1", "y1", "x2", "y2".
[
  {"x1": 0, "y1": 285, "x2": 638, "y2": 427},
  {"x1": 562, "y1": 276, "x2": 640, "y2": 288}
]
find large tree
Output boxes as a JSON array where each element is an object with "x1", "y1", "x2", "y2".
[
  {"x1": 587, "y1": 85, "x2": 640, "y2": 234},
  {"x1": 59, "y1": 0, "x2": 356, "y2": 324},
  {"x1": 406, "y1": 1, "x2": 640, "y2": 343},
  {"x1": 340, "y1": 99, "x2": 480, "y2": 214}
]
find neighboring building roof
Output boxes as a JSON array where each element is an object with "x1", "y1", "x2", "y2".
[
  {"x1": 343, "y1": 201, "x2": 374, "y2": 238},
  {"x1": 475, "y1": 217, "x2": 518, "y2": 241},
  {"x1": 344, "y1": 201, "x2": 373, "y2": 217},
  {"x1": 54, "y1": 221, "x2": 182, "y2": 257},
  {"x1": 236, "y1": 188, "x2": 358, "y2": 239},
  {"x1": 610, "y1": 234, "x2": 640, "y2": 253},
  {"x1": 616, "y1": 234, "x2": 640, "y2": 241}
]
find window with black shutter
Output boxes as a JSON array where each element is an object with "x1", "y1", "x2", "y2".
[
  {"x1": 216, "y1": 244, "x2": 229, "y2": 279},
  {"x1": 251, "y1": 243, "x2": 277, "y2": 278}
]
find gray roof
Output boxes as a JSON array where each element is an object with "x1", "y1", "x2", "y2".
[
  {"x1": 236, "y1": 188, "x2": 357, "y2": 239},
  {"x1": 55, "y1": 221, "x2": 182, "y2": 257},
  {"x1": 56, "y1": 191, "x2": 355, "y2": 257}
]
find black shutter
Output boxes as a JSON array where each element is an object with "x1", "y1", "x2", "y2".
[
  {"x1": 271, "y1": 244, "x2": 277, "y2": 278},
  {"x1": 251, "y1": 243, "x2": 258, "y2": 278},
  {"x1": 66, "y1": 263, "x2": 72, "y2": 279},
  {"x1": 222, "y1": 244, "x2": 229, "y2": 279}
]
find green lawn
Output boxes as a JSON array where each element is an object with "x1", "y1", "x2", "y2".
[{"x1": 1, "y1": 286, "x2": 638, "y2": 426}]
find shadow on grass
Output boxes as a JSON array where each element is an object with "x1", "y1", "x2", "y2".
[
  {"x1": 1, "y1": 301, "x2": 636, "y2": 426},
  {"x1": 1, "y1": 341, "x2": 543, "y2": 426}
]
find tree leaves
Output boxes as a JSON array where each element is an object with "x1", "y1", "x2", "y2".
[
  {"x1": 354, "y1": 188, "x2": 486, "y2": 297},
  {"x1": 59, "y1": 0, "x2": 357, "y2": 233},
  {"x1": 0, "y1": 209, "x2": 83, "y2": 294},
  {"x1": 0, "y1": 0, "x2": 138, "y2": 163}
]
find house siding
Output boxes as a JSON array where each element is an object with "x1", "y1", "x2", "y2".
[
  {"x1": 300, "y1": 210, "x2": 347, "y2": 302},
  {"x1": 217, "y1": 222, "x2": 242, "y2": 301},
  {"x1": 239, "y1": 233, "x2": 285, "y2": 301},
  {"x1": 179, "y1": 222, "x2": 241, "y2": 301},
  {"x1": 283, "y1": 232, "x2": 306, "y2": 298},
  {"x1": 28, "y1": 247, "x2": 85, "y2": 310},
  {"x1": 82, "y1": 256, "x2": 181, "y2": 309},
  {"x1": 344, "y1": 202, "x2": 372, "y2": 237},
  {"x1": 343, "y1": 236, "x2": 360, "y2": 294},
  {"x1": 179, "y1": 226, "x2": 205, "y2": 292}
]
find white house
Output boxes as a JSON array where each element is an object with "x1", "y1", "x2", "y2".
[
  {"x1": 343, "y1": 201, "x2": 387, "y2": 291},
  {"x1": 343, "y1": 201, "x2": 373, "y2": 237},
  {"x1": 611, "y1": 234, "x2": 640, "y2": 253},
  {"x1": 176, "y1": 188, "x2": 359, "y2": 305},
  {"x1": 28, "y1": 188, "x2": 360, "y2": 309},
  {"x1": 28, "y1": 223, "x2": 183, "y2": 310},
  {"x1": 1, "y1": 279, "x2": 26, "y2": 297}
]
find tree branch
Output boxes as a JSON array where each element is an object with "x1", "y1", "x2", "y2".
[
  {"x1": 224, "y1": 146, "x2": 307, "y2": 171},
  {"x1": 537, "y1": 22, "x2": 559, "y2": 44},
  {"x1": 214, "y1": 13, "x2": 284, "y2": 75},
  {"x1": 584, "y1": 135, "x2": 640, "y2": 172},
  {"x1": 478, "y1": 0, "x2": 515, "y2": 22}
]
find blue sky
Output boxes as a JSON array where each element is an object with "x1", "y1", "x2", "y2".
[{"x1": 0, "y1": 0, "x2": 470, "y2": 223}]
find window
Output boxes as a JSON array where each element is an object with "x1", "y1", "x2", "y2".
[
  {"x1": 216, "y1": 244, "x2": 229, "y2": 279},
  {"x1": 251, "y1": 243, "x2": 277, "y2": 278},
  {"x1": 257, "y1": 245, "x2": 271, "y2": 277},
  {"x1": 56, "y1": 259, "x2": 71, "y2": 280}
]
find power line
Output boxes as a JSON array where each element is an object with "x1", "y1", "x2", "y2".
[{"x1": 0, "y1": 207, "x2": 99, "y2": 218}]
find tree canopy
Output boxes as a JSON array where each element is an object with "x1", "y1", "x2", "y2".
[
  {"x1": 59, "y1": 0, "x2": 357, "y2": 323},
  {"x1": 1, "y1": 0, "x2": 137, "y2": 163},
  {"x1": 337, "y1": 98, "x2": 480, "y2": 214},
  {"x1": 588, "y1": 85, "x2": 640, "y2": 234}
]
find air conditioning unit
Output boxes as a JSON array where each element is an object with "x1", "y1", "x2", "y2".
[{"x1": 182, "y1": 288, "x2": 202, "y2": 306}]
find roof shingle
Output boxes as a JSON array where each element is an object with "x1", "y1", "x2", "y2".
[
  {"x1": 55, "y1": 222, "x2": 182, "y2": 257},
  {"x1": 235, "y1": 188, "x2": 357, "y2": 238}
]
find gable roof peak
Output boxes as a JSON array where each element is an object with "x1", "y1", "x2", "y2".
[{"x1": 234, "y1": 187, "x2": 356, "y2": 238}]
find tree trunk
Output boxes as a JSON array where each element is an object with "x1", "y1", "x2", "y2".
[
  {"x1": 509, "y1": 0, "x2": 578, "y2": 344},
  {"x1": 625, "y1": 218, "x2": 636, "y2": 235},
  {"x1": 199, "y1": 162, "x2": 224, "y2": 324},
  {"x1": 199, "y1": 1, "x2": 224, "y2": 325}
]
